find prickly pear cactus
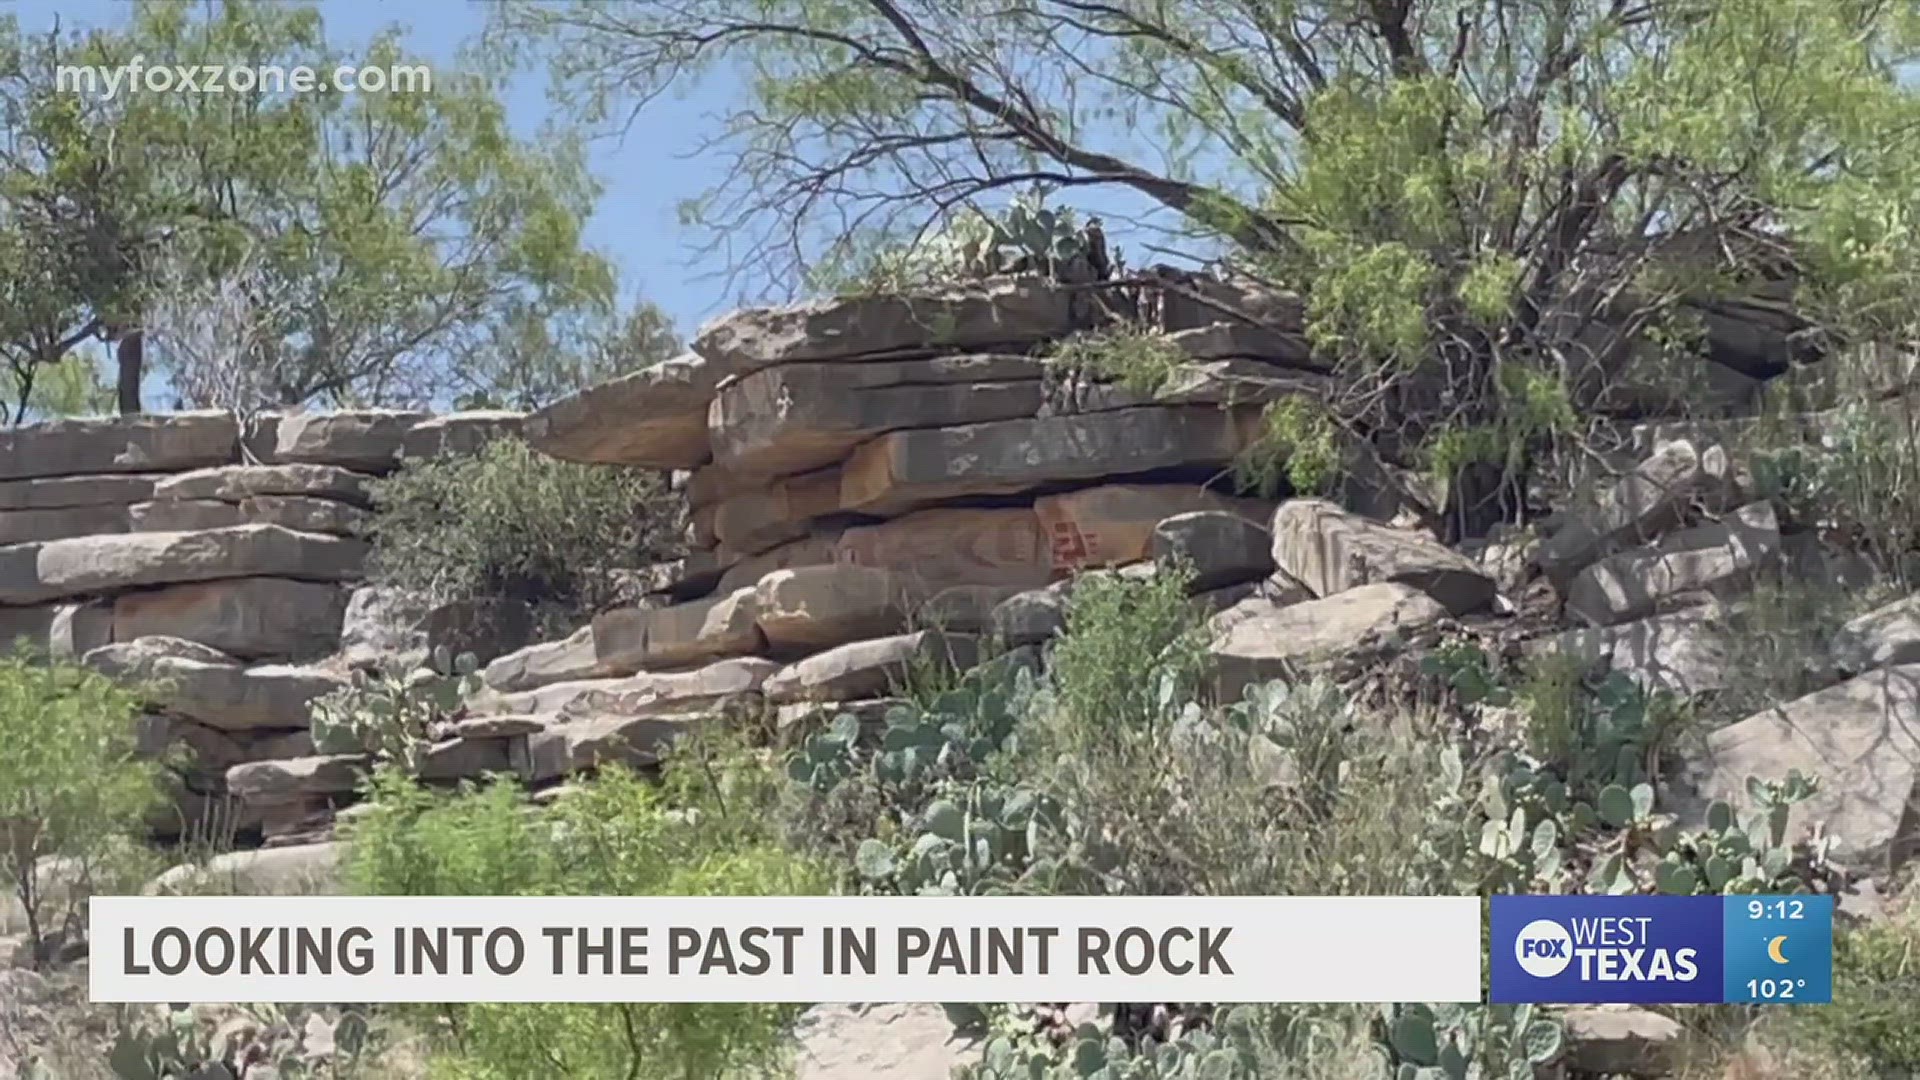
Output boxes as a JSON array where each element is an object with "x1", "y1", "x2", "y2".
[{"x1": 308, "y1": 645, "x2": 482, "y2": 773}]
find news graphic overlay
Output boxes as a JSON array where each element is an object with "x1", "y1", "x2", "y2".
[
  {"x1": 1491, "y1": 895, "x2": 1832, "y2": 1004},
  {"x1": 92, "y1": 895, "x2": 1482, "y2": 1004},
  {"x1": 1722, "y1": 895, "x2": 1833, "y2": 1004}
]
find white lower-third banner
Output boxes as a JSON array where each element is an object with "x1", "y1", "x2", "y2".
[{"x1": 90, "y1": 895, "x2": 1482, "y2": 1003}]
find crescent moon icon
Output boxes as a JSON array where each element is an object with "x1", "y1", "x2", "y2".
[{"x1": 1767, "y1": 936, "x2": 1790, "y2": 964}]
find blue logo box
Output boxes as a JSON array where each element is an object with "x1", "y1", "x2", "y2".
[{"x1": 1491, "y1": 895, "x2": 1831, "y2": 1004}]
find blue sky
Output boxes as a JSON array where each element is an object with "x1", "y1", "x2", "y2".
[{"x1": 8, "y1": 0, "x2": 1180, "y2": 346}]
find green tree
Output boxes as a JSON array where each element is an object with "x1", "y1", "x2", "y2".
[
  {"x1": 452, "y1": 299, "x2": 681, "y2": 411},
  {"x1": 1, "y1": 0, "x2": 620, "y2": 419},
  {"x1": 0, "y1": 647, "x2": 167, "y2": 969},
  {"x1": 500, "y1": 0, "x2": 1920, "y2": 535}
]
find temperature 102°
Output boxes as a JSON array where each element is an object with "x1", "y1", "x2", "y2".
[{"x1": 1746, "y1": 978, "x2": 1807, "y2": 1000}]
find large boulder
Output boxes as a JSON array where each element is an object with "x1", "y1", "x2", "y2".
[
  {"x1": 792, "y1": 1003, "x2": 983, "y2": 1080},
  {"x1": 754, "y1": 565, "x2": 916, "y2": 652},
  {"x1": 83, "y1": 637, "x2": 343, "y2": 731},
  {"x1": 0, "y1": 524, "x2": 368, "y2": 605},
  {"x1": 838, "y1": 407, "x2": 1255, "y2": 516},
  {"x1": 524, "y1": 353, "x2": 719, "y2": 470},
  {"x1": 1536, "y1": 439, "x2": 1742, "y2": 582},
  {"x1": 255, "y1": 410, "x2": 426, "y2": 472},
  {"x1": 763, "y1": 631, "x2": 980, "y2": 705},
  {"x1": 1529, "y1": 603, "x2": 1739, "y2": 697},
  {"x1": 226, "y1": 754, "x2": 365, "y2": 803},
  {"x1": 989, "y1": 589, "x2": 1067, "y2": 646},
  {"x1": 111, "y1": 577, "x2": 347, "y2": 660},
  {"x1": 1270, "y1": 500, "x2": 1494, "y2": 615},
  {"x1": 1565, "y1": 502, "x2": 1781, "y2": 626},
  {"x1": 1209, "y1": 584, "x2": 1449, "y2": 701},
  {"x1": 1150, "y1": 510, "x2": 1276, "y2": 591},
  {"x1": 693, "y1": 276, "x2": 1077, "y2": 374},
  {"x1": 1833, "y1": 593, "x2": 1920, "y2": 673},
  {"x1": 1675, "y1": 664, "x2": 1920, "y2": 866},
  {"x1": 338, "y1": 586, "x2": 433, "y2": 669},
  {"x1": 0, "y1": 412, "x2": 236, "y2": 481},
  {"x1": 145, "y1": 841, "x2": 341, "y2": 897},
  {"x1": 152, "y1": 464, "x2": 373, "y2": 505},
  {"x1": 709, "y1": 355, "x2": 1045, "y2": 477},
  {"x1": 0, "y1": 472, "x2": 161, "y2": 510}
]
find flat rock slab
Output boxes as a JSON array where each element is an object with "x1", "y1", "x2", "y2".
[
  {"x1": 709, "y1": 355, "x2": 1046, "y2": 478},
  {"x1": 0, "y1": 600, "x2": 112, "y2": 659},
  {"x1": 153, "y1": 463, "x2": 373, "y2": 505},
  {"x1": 227, "y1": 754, "x2": 367, "y2": 804},
  {"x1": 130, "y1": 496, "x2": 372, "y2": 536},
  {"x1": 1676, "y1": 664, "x2": 1920, "y2": 865},
  {"x1": 0, "y1": 502, "x2": 132, "y2": 544},
  {"x1": 1035, "y1": 484, "x2": 1271, "y2": 575},
  {"x1": 1271, "y1": 499, "x2": 1494, "y2": 615},
  {"x1": 716, "y1": 535, "x2": 845, "y2": 595},
  {"x1": 524, "y1": 352, "x2": 719, "y2": 470},
  {"x1": 400, "y1": 411, "x2": 524, "y2": 459},
  {"x1": 84, "y1": 636, "x2": 344, "y2": 731},
  {"x1": 111, "y1": 577, "x2": 347, "y2": 660},
  {"x1": 1566, "y1": 502, "x2": 1780, "y2": 626},
  {"x1": 0, "y1": 524, "x2": 369, "y2": 605},
  {"x1": 694, "y1": 276, "x2": 1077, "y2": 374},
  {"x1": 553, "y1": 657, "x2": 780, "y2": 721},
  {"x1": 1151, "y1": 511, "x2": 1275, "y2": 592},
  {"x1": 0, "y1": 472, "x2": 162, "y2": 510},
  {"x1": 0, "y1": 412, "x2": 237, "y2": 481},
  {"x1": 483, "y1": 625, "x2": 608, "y2": 694},
  {"x1": 763, "y1": 630, "x2": 980, "y2": 705},
  {"x1": 1209, "y1": 583, "x2": 1449, "y2": 702},
  {"x1": 754, "y1": 564, "x2": 917, "y2": 651},
  {"x1": 251, "y1": 410, "x2": 427, "y2": 472},
  {"x1": 593, "y1": 586, "x2": 765, "y2": 674},
  {"x1": 838, "y1": 406, "x2": 1256, "y2": 515},
  {"x1": 515, "y1": 711, "x2": 715, "y2": 782},
  {"x1": 838, "y1": 507, "x2": 1054, "y2": 592},
  {"x1": 711, "y1": 467, "x2": 845, "y2": 557}
]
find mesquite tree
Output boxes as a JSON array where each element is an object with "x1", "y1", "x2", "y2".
[{"x1": 500, "y1": 0, "x2": 1920, "y2": 534}]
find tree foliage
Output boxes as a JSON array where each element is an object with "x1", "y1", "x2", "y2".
[
  {"x1": 500, "y1": 0, "x2": 1920, "y2": 533},
  {"x1": 0, "y1": 0, "x2": 625, "y2": 418},
  {"x1": 0, "y1": 646, "x2": 166, "y2": 969}
]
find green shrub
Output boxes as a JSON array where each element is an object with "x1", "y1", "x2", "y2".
[
  {"x1": 1784, "y1": 894, "x2": 1920, "y2": 1075},
  {"x1": 1046, "y1": 325, "x2": 1188, "y2": 396},
  {"x1": 342, "y1": 731, "x2": 828, "y2": 1080},
  {"x1": 0, "y1": 647, "x2": 169, "y2": 968},
  {"x1": 366, "y1": 437, "x2": 683, "y2": 629}
]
